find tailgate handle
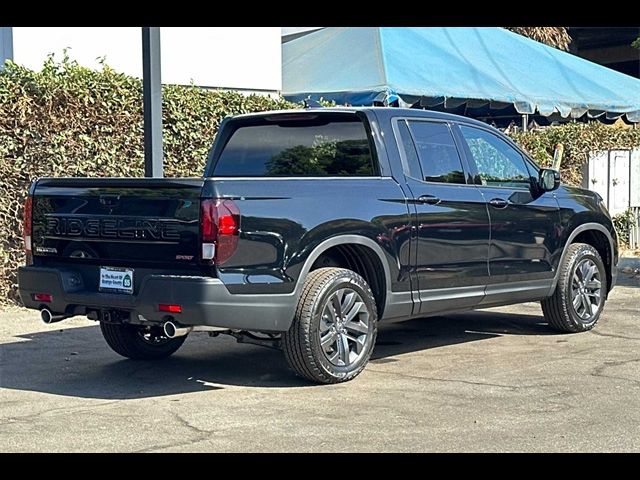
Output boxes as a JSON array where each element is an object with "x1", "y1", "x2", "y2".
[{"x1": 99, "y1": 195, "x2": 121, "y2": 206}]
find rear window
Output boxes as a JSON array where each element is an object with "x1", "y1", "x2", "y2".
[{"x1": 212, "y1": 114, "x2": 377, "y2": 177}]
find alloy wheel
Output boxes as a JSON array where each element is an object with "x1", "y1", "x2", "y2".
[
  {"x1": 319, "y1": 288, "x2": 372, "y2": 367},
  {"x1": 571, "y1": 258, "x2": 602, "y2": 321}
]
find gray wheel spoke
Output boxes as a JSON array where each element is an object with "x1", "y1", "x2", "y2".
[
  {"x1": 573, "y1": 272, "x2": 581, "y2": 287},
  {"x1": 345, "y1": 319, "x2": 368, "y2": 335},
  {"x1": 331, "y1": 293, "x2": 343, "y2": 318},
  {"x1": 327, "y1": 304, "x2": 338, "y2": 321},
  {"x1": 338, "y1": 334, "x2": 350, "y2": 366},
  {"x1": 585, "y1": 264, "x2": 596, "y2": 283},
  {"x1": 580, "y1": 261, "x2": 590, "y2": 282},
  {"x1": 586, "y1": 279, "x2": 601, "y2": 290},
  {"x1": 345, "y1": 333, "x2": 366, "y2": 354},
  {"x1": 575, "y1": 265, "x2": 584, "y2": 282},
  {"x1": 581, "y1": 293, "x2": 592, "y2": 316},
  {"x1": 572, "y1": 293, "x2": 582, "y2": 310},
  {"x1": 345, "y1": 300, "x2": 366, "y2": 322},
  {"x1": 341, "y1": 291, "x2": 357, "y2": 317},
  {"x1": 327, "y1": 349, "x2": 340, "y2": 364},
  {"x1": 321, "y1": 330, "x2": 337, "y2": 348},
  {"x1": 320, "y1": 313, "x2": 333, "y2": 334}
]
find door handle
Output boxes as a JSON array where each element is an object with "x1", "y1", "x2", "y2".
[
  {"x1": 489, "y1": 198, "x2": 509, "y2": 209},
  {"x1": 417, "y1": 195, "x2": 441, "y2": 205}
]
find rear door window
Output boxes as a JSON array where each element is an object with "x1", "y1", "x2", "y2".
[{"x1": 407, "y1": 121, "x2": 467, "y2": 184}]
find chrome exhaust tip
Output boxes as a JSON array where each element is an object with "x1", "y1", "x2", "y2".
[
  {"x1": 40, "y1": 308, "x2": 66, "y2": 324},
  {"x1": 163, "y1": 321, "x2": 193, "y2": 339}
]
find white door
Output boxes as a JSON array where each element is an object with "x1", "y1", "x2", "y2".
[
  {"x1": 631, "y1": 148, "x2": 640, "y2": 208},
  {"x1": 588, "y1": 151, "x2": 609, "y2": 202},
  {"x1": 609, "y1": 150, "x2": 630, "y2": 216}
]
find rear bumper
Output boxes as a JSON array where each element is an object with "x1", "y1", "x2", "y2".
[{"x1": 18, "y1": 266, "x2": 296, "y2": 332}]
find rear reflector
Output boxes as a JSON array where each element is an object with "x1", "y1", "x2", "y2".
[
  {"x1": 23, "y1": 196, "x2": 33, "y2": 254},
  {"x1": 34, "y1": 293, "x2": 53, "y2": 302},
  {"x1": 159, "y1": 304, "x2": 182, "y2": 314}
]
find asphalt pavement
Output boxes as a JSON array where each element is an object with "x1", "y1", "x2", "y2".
[{"x1": 1, "y1": 270, "x2": 639, "y2": 452}]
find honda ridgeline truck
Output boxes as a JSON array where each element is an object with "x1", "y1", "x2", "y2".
[{"x1": 18, "y1": 108, "x2": 618, "y2": 383}]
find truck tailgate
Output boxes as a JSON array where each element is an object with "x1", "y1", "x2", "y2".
[{"x1": 31, "y1": 178, "x2": 203, "y2": 268}]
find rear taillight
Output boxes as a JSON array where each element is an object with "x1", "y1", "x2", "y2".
[
  {"x1": 23, "y1": 196, "x2": 33, "y2": 255},
  {"x1": 200, "y1": 199, "x2": 240, "y2": 264}
]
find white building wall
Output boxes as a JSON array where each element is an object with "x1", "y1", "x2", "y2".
[{"x1": 11, "y1": 27, "x2": 281, "y2": 92}]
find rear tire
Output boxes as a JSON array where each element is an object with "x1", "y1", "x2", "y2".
[
  {"x1": 282, "y1": 267, "x2": 378, "y2": 384},
  {"x1": 542, "y1": 243, "x2": 607, "y2": 333},
  {"x1": 100, "y1": 322, "x2": 186, "y2": 360}
]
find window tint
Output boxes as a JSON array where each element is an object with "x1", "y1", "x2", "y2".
[
  {"x1": 396, "y1": 120, "x2": 422, "y2": 179},
  {"x1": 407, "y1": 121, "x2": 466, "y2": 184},
  {"x1": 460, "y1": 126, "x2": 532, "y2": 188},
  {"x1": 213, "y1": 117, "x2": 376, "y2": 176}
]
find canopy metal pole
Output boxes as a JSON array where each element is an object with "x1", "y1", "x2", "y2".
[
  {"x1": 0, "y1": 27, "x2": 14, "y2": 69},
  {"x1": 521, "y1": 114, "x2": 529, "y2": 132},
  {"x1": 142, "y1": 27, "x2": 163, "y2": 178}
]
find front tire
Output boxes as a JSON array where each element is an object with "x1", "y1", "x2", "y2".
[
  {"x1": 542, "y1": 243, "x2": 607, "y2": 333},
  {"x1": 282, "y1": 268, "x2": 378, "y2": 384},
  {"x1": 100, "y1": 322, "x2": 186, "y2": 360}
]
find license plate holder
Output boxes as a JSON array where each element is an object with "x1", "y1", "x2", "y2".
[{"x1": 99, "y1": 266, "x2": 134, "y2": 294}]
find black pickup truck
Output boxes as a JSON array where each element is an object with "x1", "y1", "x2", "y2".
[{"x1": 18, "y1": 107, "x2": 618, "y2": 383}]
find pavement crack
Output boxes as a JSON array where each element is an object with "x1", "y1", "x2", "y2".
[
  {"x1": 589, "y1": 330, "x2": 640, "y2": 341},
  {"x1": 133, "y1": 413, "x2": 213, "y2": 453},
  {"x1": 173, "y1": 412, "x2": 211, "y2": 436},
  {"x1": 367, "y1": 368, "x2": 519, "y2": 390},
  {"x1": 135, "y1": 436, "x2": 211, "y2": 453},
  {"x1": 0, "y1": 401, "x2": 120, "y2": 426},
  {"x1": 591, "y1": 358, "x2": 640, "y2": 387}
]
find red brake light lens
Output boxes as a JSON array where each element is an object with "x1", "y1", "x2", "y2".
[
  {"x1": 218, "y1": 204, "x2": 240, "y2": 236},
  {"x1": 23, "y1": 196, "x2": 33, "y2": 254},
  {"x1": 200, "y1": 199, "x2": 240, "y2": 264}
]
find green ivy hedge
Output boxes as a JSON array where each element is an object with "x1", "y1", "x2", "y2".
[
  {"x1": 1, "y1": 57, "x2": 639, "y2": 306},
  {"x1": 0, "y1": 57, "x2": 295, "y2": 305},
  {"x1": 511, "y1": 122, "x2": 640, "y2": 186}
]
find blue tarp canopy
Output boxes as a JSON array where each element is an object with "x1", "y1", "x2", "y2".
[{"x1": 283, "y1": 27, "x2": 640, "y2": 122}]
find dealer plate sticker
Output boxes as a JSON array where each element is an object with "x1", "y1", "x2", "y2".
[{"x1": 99, "y1": 267, "x2": 134, "y2": 294}]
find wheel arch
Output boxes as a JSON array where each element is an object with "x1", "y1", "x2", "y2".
[
  {"x1": 549, "y1": 223, "x2": 616, "y2": 296},
  {"x1": 294, "y1": 235, "x2": 392, "y2": 318}
]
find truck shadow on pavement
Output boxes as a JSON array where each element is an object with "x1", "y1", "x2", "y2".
[{"x1": 0, "y1": 310, "x2": 551, "y2": 399}]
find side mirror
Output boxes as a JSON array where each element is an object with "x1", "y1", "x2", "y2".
[{"x1": 539, "y1": 168, "x2": 560, "y2": 192}]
